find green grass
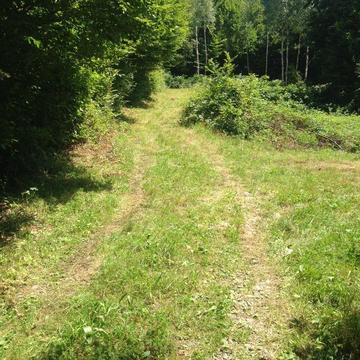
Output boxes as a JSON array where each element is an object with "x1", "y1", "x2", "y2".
[
  {"x1": 181, "y1": 75, "x2": 360, "y2": 357},
  {"x1": 0, "y1": 90, "x2": 246, "y2": 359},
  {"x1": 0, "y1": 124, "x2": 135, "y2": 356},
  {"x1": 192, "y1": 124, "x2": 360, "y2": 358},
  {"x1": 1, "y1": 88, "x2": 359, "y2": 359}
]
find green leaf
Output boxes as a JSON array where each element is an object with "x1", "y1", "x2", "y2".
[{"x1": 25, "y1": 36, "x2": 42, "y2": 49}]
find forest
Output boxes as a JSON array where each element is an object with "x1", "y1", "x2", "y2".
[
  {"x1": 0, "y1": 1, "x2": 360, "y2": 359},
  {"x1": 1, "y1": 0, "x2": 359, "y2": 185}
]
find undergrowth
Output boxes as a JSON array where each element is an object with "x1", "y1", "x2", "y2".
[
  {"x1": 181, "y1": 59, "x2": 360, "y2": 152},
  {"x1": 165, "y1": 73, "x2": 205, "y2": 89}
]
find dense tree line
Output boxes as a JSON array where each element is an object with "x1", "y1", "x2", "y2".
[
  {"x1": 173, "y1": 0, "x2": 360, "y2": 110},
  {"x1": 1, "y1": 0, "x2": 359, "y2": 187},
  {"x1": 0, "y1": 0, "x2": 188, "y2": 186},
  {"x1": 309, "y1": 0, "x2": 360, "y2": 108}
]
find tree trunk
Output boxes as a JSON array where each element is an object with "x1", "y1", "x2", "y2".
[
  {"x1": 247, "y1": 52, "x2": 250, "y2": 74},
  {"x1": 265, "y1": 32, "x2": 269, "y2": 75},
  {"x1": 296, "y1": 34, "x2": 301, "y2": 72},
  {"x1": 281, "y1": 37, "x2": 284, "y2": 82},
  {"x1": 195, "y1": 26, "x2": 200, "y2": 75},
  {"x1": 305, "y1": 46, "x2": 310, "y2": 82},
  {"x1": 285, "y1": 34, "x2": 289, "y2": 84},
  {"x1": 204, "y1": 23, "x2": 208, "y2": 74}
]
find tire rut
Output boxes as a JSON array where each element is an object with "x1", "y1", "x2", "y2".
[
  {"x1": 182, "y1": 131, "x2": 291, "y2": 359},
  {"x1": 16, "y1": 141, "x2": 152, "y2": 306}
]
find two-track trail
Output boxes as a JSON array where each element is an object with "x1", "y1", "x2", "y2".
[
  {"x1": 126, "y1": 90, "x2": 292, "y2": 359},
  {"x1": 0, "y1": 89, "x2": 291, "y2": 359},
  {"x1": 176, "y1": 122, "x2": 291, "y2": 360}
]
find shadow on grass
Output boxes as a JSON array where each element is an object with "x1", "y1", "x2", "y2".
[
  {"x1": 35, "y1": 160, "x2": 112, "y2": 205},
  {"x1": 292, "y1": 308, "x2": 360, "y2": 359},
  {"x1": 0, "y1": 205, "x2": 34, "y2": 247},
  {"x1": 116, "y1": 112, "x2": 137, "y2": 124},
  {"x1": 0, "y1": 155, "x2": 113, "y2": 246},
  {"x1": 128, "y1": 98, "x2": 154, "y2": 109}
]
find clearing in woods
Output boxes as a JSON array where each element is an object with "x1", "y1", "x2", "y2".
[{"x1": 1, "y1": 89, "x2": 359, "y2": 359}]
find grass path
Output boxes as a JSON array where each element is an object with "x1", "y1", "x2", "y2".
[
  {"x1": 177, "y1": 127, "x2": 291, "y2": 359},
  {"x1": 2, "y1": 89, "x2": 359, "y2": 359},
  {"x1": 0, "y1": 89, "x2": 291, "y2": 359},
  {"x1": 125, "y1": 91, "x2": 293, "y2": 359}
]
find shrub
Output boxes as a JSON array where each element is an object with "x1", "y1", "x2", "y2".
[
  {"x1": 165, "y1": 73, "x2": 204, "y2": 89},
  {"x1": 112, "y1": 71, "x2": 135, "y2": 112},
  {"x1": 149, "y1": 69, "x2": 166, "y2": 93},
  {"x1": 0, "y1": 52, "x2": 89, "y2": 182},
  {"x1": 128, "y1": 69, "x2": 166, "y2": 104},
  {"x1": 60, "y1": 67, "x2": 119, "y2": 144},
  {"x1": 182, "y1": 63, "x2": 360, "y2": 152},
  {"x1": 181, "y1": 59, "x2": 265, "y2": 138}
]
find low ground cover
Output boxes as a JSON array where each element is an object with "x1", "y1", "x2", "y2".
[{"x1": 1, "y1": 88, "x2": 359, "y2": 359}]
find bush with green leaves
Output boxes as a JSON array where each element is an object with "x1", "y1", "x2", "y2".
[
  {"x1": 165, "y1": 73, "x2": 205, "y2": 89},
  {"x1": 0, "y1": 0, "x2": 189, "y2": 187},
  {"x1": 182, "y1": 61, "x2": 360, "y2": 152},
  {"x1": 77, "y1": 69, "x2": 118, "y2": 142},
  {"x1": 181, "y1": 58, "x2": 266, "y2": 138},
  {"x1": 251, "y1": 77, "x2": 343, "y2": 112},
  {"x1": 128, "y1": 69, "x2": 167, "y2": 104},
  {"x1": 251, "y1": 77, "x2": 312, "y2": 105}
]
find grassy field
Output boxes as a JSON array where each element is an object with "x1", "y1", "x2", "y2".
[
  {"x1": 0, "y1": 88, "x2": 359, "y2": 359},
  {"x1": 194, "y1": 126, "x2": 360, "y2": 358}
]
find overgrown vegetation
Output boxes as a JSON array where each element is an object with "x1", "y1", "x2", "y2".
[
  {"x1": 165, "y1": 73, "x2": 204, "y2": 89},
  {"x1": 171, "y1": 0, "x2": 360, "y2": 111},
  {"x1": 181, "y1": 60, "x2": 360, "y2": 152},
  {"x1": 0, "y1": 1, "x2": 188, "y2": 186}
]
